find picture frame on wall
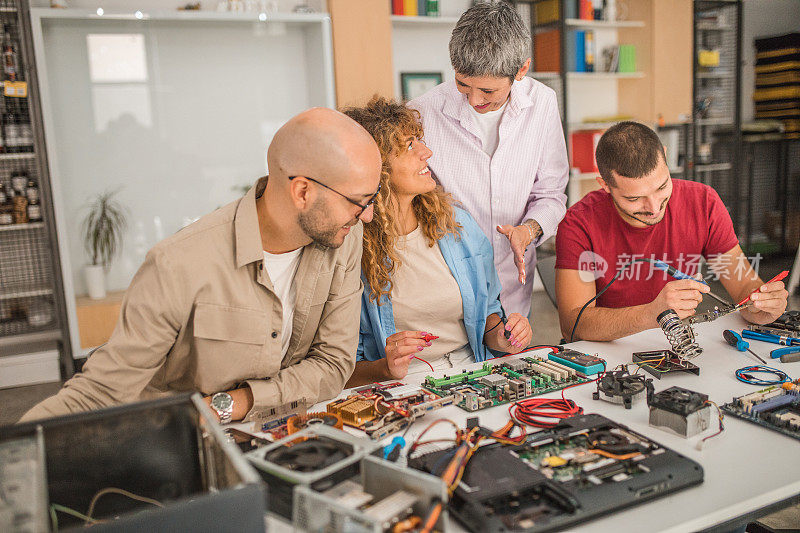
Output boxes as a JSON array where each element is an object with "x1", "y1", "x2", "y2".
[{"x1": 400, "y1": 72, "x2": 443, "y2": 101}]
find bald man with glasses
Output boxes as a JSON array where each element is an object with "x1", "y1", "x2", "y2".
[{"x1": 20, "y1": 108, "x2": 382, "y2": 424}]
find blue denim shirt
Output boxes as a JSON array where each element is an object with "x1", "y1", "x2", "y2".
[{"x1": 357, "y1": 207, "x2": 503, "y2": 363}]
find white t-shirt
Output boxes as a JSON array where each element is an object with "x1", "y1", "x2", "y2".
[
  {"x1": 391, "y1": 226, "x2": 469, "y2": 362},
  {"x1": 262, "y1": 248, "x2": 303, "y2": 356},
  {"x1": 469, "y1": 99, "x2": 508, "y2": 156}
]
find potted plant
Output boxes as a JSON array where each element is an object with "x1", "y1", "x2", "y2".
[{"x1": 82, "y1": 190, "x2": 127, "y2": 299}]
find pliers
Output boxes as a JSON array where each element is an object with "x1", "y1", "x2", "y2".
[{"x1": 771, "y1": 345, "x2": 800, "y2": 363}]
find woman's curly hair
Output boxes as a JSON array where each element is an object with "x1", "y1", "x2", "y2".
[{"x1": 341, "y1": 96, "x2": 461, "y2": 302}]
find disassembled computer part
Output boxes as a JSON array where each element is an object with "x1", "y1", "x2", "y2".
[
  {"x1": 683, "y1": 304, "x2": 737, "y2": 325},
  {"x1": 547, "y1": 349, "x2": 606, "y2": 375},
  {"x1": 3, "y1": 394, "x2": 265, "y2": 532},
  {"x1": 746, "y1": 315, "x2": 800, "y2": 338},
  {"x1": 647, "y1": 386, "x2": 710, "y2": 438},
  {"x1": 632, "y1": 350, "x2": 701, "y2": 379},
  {"x1": 326, "y1": 382, "x2": 453, "y2": 440},
  {"x1": 658, "y1": 309, "x2": 703, "y2": 360},
  {"x1": 409, "y1": 413, "x2": 704, "y2": 533},
  {"x1": 288, "y1": 412, "x2": 343, "y2": 435},
  {"x1": 593, "y1": 369, "x2": 653, "y2": 409},
  {"x1": 721, "y1": 381, "x2": 800, "y2": 442},
  {"x1": 247, "y1": 424, "x2": 447, "y2": 531},
  {"x1": 423, "y1": 353, "x2": 596, "y2": 412},
  {"x1": 768, "y1": 310, "x2": 800, "y2": 335}
]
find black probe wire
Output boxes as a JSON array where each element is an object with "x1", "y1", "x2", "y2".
[{"x1": 570, "y1": 259, "x2": 652, "y2": 342}]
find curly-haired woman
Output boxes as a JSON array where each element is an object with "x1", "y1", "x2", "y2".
[{"x1": 342, "y1": 97, "x2": 532, "y2": 387}]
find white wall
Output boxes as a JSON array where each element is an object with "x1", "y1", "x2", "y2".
[
  {"x1": 35, "y1": 13, "x2": 331, "y2": 297},
  {"x1": 31, "y1": 0, "x2": 327, "y2": 12},
  {"x1": 741, "y1": 0, "x2": 800, "y2": 122}
]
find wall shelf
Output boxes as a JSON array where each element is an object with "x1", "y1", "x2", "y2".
[
  {"x1": 564, "y1": 18, "x2": 645, "y2": 29},
  {"x1": 694, "y1": 162, "x2": 733, "y2": 172},
  {"x1": 568, "y1": 72, "x2": 645, "y2": 79},
  {"x1": 0, "y1": 152, "x2": 36, "y2": 160},
  {"x1": 390, "y1": 15, "x2": 460, "y2": 26},
  {"x1": 0, "y1": 222, "x2": 45, "y2": 232},
  {"x1": 0, "y1": 287, "x2": 54, "y2": 301}
]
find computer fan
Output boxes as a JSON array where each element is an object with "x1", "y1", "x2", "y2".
[
  {"x1": 647, "y1": 386, "x2": 711, "y2": 438},
  {"x1": 593, "y1": 369, "x2": 654, "y2": 409},
  {"x1": 246, "y1": 425, "x2": 378, "y2": 518},
  {"x1": 264, "y1": 437, "x2": 351, "y2": 473}
]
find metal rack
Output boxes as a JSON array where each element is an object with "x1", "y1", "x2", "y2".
[
  {"x1": 690, "y1": 1, "x2": 743, "y2": 229},
  {"x1": 0, "y1": 0, "x2": 71, "y2": 381}
]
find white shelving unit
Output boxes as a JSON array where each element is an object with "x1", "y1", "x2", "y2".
[
  {"x1": 564, "y1": 18, "x2": 645, "y2": 29},
  {"x1": 390, "y1": 15, "x2": 460, "y2": 26},
  {"x1": 29, "y1": 8, "x2": 336, "y2": 359},
  {"x1": 567, "y1": 72, "x2": 645, "y2": 79}
]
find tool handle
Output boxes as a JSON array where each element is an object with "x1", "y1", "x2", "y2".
[
  {"x1": 723, "y1": 329, "x2": 747, "y2": 351},
  {"x1": 771, "y1": 346, "x2": 800, "y2": 359},
  {"x1": 736, "y1": 270, "x2": 789, "y2": 307},
  {"x1": 652, "y1": 260, "x2": 708, "y2": 285},
  {"x1": 780, "y1": 352, "x2": 800, "y2": 363}
]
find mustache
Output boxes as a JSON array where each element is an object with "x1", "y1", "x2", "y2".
[{"x1": 634, "y1": 196, "x2": 670, "y2": 216}]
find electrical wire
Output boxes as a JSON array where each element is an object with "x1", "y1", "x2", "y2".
[
  {"x1": 697, "y1": 400, "x2": 725, "y2": 449},
  {"x1": 735, "y1": 365, "x2": 791, "y2": 386},
  {"x1": 86, "y1": 487, "x2": 164, "y2": 523},
  {"x1": 509, "y1": 361, "x2": 607, "y2": 428},
  {"x1": 508, "y1": 396, "x2": 583, "y2": 428},
  {"x1": 412, "y1": 355, "x2": 435, "y2": 372},
  {"x1": 50, "y1": 503, "x2": 99, "y2": 531},
  {"x1": 570, "y1": 258, "x2": 653, "y2": 342}
]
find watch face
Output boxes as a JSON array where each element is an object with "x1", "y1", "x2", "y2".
[{"x1": 212, "y1": 393, "x2": 233, "y2": 411}]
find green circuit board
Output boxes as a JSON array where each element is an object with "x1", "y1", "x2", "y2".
[{"x1": 422, "y1": 356, "x2": 590, "y2": 412}]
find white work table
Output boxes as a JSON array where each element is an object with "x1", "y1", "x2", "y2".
[{"x1": 257, "y1": 312, "x2": 800, "y2": 532}]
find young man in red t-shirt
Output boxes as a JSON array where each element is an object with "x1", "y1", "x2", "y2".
[{"x1": 555, "y1": 122, "x2": 788, "y2": 342}]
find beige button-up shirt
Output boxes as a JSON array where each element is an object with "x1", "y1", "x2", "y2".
[{"x1": 20, "y1": 178, "x2": 362, "y2": 422}]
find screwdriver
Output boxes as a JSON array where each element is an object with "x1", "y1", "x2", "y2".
[
  {"x1": 735, "y1": 270, "x2": 789, "y2": 309},
  {"x1": 723, "y1": 329, "x2": 767, "y2": 364}
]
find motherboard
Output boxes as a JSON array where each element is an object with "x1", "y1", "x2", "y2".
[
  {"x1": 326, "y1": 382, "x2": 453, "y2": 440},
  {"x1": 721, "y1": 381, "x2": 800, "y2": 442},
  {"x1": 409, "y1": 413, "x2": 704, "y2": 533},
  {"x1": 422, "y1": 353, "x2": 594, "y2": 412}
]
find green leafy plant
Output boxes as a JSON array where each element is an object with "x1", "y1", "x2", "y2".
[{"x1": 82, "y1": 190, "x2": 127, "y2": 267}]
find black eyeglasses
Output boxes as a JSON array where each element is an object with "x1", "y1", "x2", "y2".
[{"x1": 288, "y1": 175, "x2": 381, "y2": 217}]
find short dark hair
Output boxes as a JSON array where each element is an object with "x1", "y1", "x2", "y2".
[{"x1": 595, "y1": 121, "x2": 666, "y2": 186}]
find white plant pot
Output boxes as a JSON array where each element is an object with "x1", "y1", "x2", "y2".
[{"x1": 84, "y1": 264, "x2": 107, "y2": 299}]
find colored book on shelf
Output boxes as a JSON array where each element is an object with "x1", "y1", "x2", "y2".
[
  {"x1": 535, "y1": 0, "x2": 559, "y2": 24},
  {"x1": 601, "y1": 45, "x2": 620, "y2": 72},
  {"x1": 585, "y1": 30, "x2": 595, "y2": 72},
  {"x1": 403, "y1": 0, "x2": 417, "y2": 16},
  {"x1": 570, "y1": 130, "x2": 604, "y2": 173},
  {"x1": 426, "y1": 0, "x2": 438, "y2": 16},
  {"x1": 579, "y1": 0, "x2": 594, "y2": 20},
  {"x1": 572, "y1": 30, "x2": 587, "y2": 72},
  {"x1": 534, "y1": 30, "x2": 561, "y2": 72},
  {"x1": 618, "y1": 44, "x2": 636, "y2": 73},
  {"x1": 417, "y1": 0, "x2": 427, "y2": 16},
  {"x1": 392, "y1": 0, "x2": 404, "y2": 15}
]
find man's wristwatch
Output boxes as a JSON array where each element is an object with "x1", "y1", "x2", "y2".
[{"x1": 210, "y1": 392, "x2": 234, "y2": 424}]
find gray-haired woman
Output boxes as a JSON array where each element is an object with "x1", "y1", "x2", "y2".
[{"x1": 409, "y1": 1, "x2": 569, "y2": 318}]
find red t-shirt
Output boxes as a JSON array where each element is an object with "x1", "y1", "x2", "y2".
[{"x1": 555, "y1": 179, "x2": 739, "y2": 308}]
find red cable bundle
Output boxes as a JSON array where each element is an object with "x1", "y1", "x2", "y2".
[{"x1": 509, "y1": 397, "x2": 583, "y2": 428}]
